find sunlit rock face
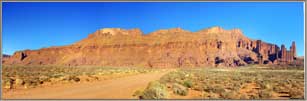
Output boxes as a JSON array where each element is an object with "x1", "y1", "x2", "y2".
[{"x1": 3, "y1": 26, "x2": 300, "y2": 67}]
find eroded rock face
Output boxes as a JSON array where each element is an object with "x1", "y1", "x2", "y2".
[
  {"x1": 2, "y1": 27, "x2": 301, "y2": 67},
  {"x1": 2, "y1": 54, "x2": 11, "y2": 64},
  {"x1": 252, "y1": 40, "x2": 298, "y2": 65}
]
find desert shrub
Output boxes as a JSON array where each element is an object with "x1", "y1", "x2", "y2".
[
  {"x1": 249, "y1": 94, "x2": 260, "y2": 99},
  {"x1": 202, "y1": 92, "x2": 210, "y2": 99},
  {"x1": 201, "y1": 82, "x2": 211, "y2": 92},
  {"x1": 192, "y1": 84, "x2": 204, "y2": 91},
  {"x1": 259, "y1": 90, "x2": 274, "y2": 99},
  {"x1": 39, "y1": 75, "x2": 50, "y2": 83},
  {"x1": 182, "y1": 80, "x2": 193, "y2": 88},
  {"x1": 257, "y1": 81, "x2": 272, "y2": 90},
  {"x1": 58, "y1": 75, "x2": 80, "y2": 82},
  {"x1": 221, "y1": 91, "x2": 239, "y2": 99},
  {"x1": 209, "y1": 93, "x2": 220, "y2": 99},
  {"x1": 239, "y1": 93, "x2": 249, "y2": 99},
  {"x1": 159, "y1": 71, "x2": 183, "y2": 83},
  {"x1": 203, "y1": 84, "x2": 226, "y2": 94},
  {"x1": 243, "y1": 79, "x2": 253, "y2": 83},
  {"x1": 289, "y1": 88, "x2": 304, "y2": 99},
  {"x1": 212, "y1": 85, "x2": 226, "y2": 94},
  {"x1": 70, "y1": 76, "x2": 81, "y2": 82},
  {"x1": 172, "y1": 83, "x2": 188, "y2": 96},
  {"x1": 290, "y1": 82, "x2": 301, "y2": 88},
  {"x1": 3, "y1": 78, "x2": 14, "y2": 89},
  {"x1": 14, "y1": 78, "x2": 25, "y2": 86},
  {"x1": 51, "y1": 73, "x2": 65, "y2": 78},
  {"x1": 232, "y1": 82, "x2": 242, "y2": 91},
  {"x1": 133, "y1": 89, "x2": 144, "y2": 97},
  {"x1": 23, "y1": 80, "x2": 39, "y2": 88},
  {"x1": 30, "y1": 77, "x2": 43, "y2": 85},
  {"x1": 140, "y1": 81, "x2": 168, "y2": 99},
  {"x1": 273, "y1": 86, "x2": 287, "y2": 93}
]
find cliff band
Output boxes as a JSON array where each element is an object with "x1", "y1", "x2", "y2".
[{"x1": 3, "y1": 26, "x2": 303, "y2": 67}]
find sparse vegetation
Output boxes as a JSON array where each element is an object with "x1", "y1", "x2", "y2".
[
  {"x1": 172, "y1": 83, "x2": 188, "y2": 96},
  {"x1": 2, "y1": 65, "x2": 158, "y2": 89},
  {"x1": 141, "y1": 65, "x2": 304, "y2": 99},
  {"x1": 3, "y1": 64, "x2": 304, "y2": 100},
  {"x1": 182, "y1": 80, "x2": 193, "y2": 88},
  {"x1": 139, "y1": 81, "x2": 168, "y2": 99}
]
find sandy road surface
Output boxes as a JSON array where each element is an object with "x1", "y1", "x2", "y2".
[{"x1": 3, "y1": 70, "x2": 172, "y2": 99}]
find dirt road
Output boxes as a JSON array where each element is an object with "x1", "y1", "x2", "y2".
[{"x1": 3, "y1": 70, "x2": 171, "y2": 99}]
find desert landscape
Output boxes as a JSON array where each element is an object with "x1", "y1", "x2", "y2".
[{"x1": 1, "y1": 26, "x2": 304, "y2": 99}]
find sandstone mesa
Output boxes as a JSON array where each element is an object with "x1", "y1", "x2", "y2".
[{"x1": 2, "y1": 26, "x2": 303, "y2": 67}]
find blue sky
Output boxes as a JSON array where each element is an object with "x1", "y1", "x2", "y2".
[{"x1": 2, "y1": 2, "x2": 305, "y2": 56}]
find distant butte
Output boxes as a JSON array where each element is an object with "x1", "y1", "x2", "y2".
[{"x1": 3, "y1": 26, "x2": 303, "y2": 67}]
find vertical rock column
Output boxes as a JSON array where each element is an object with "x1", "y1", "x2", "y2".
[
  {"x1": 291, "y1": 41, "x2": 297, "y2": 65},
  {"x1": 256, "y1": 40, "x2": 263, "y2": 64},
  {"x1": 275, "y1": 45, "x2": 280, "y2": 58},
  {"x1": 280, "y1": 44, "x2": 287, "y2": 64},
  {"x1": 256, "y1": 40, "x2": 262, "y2": 54},
  {"x1": 290, "y1": 41, "x2": 296, "y2": 58}
]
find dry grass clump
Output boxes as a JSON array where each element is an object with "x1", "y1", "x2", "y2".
[
  {"x1": 172, "y1": 83, "x2": 188, "y2": 96},
  {"x1": 139, "y1": 81, "x2": 168, "y2": 99}
]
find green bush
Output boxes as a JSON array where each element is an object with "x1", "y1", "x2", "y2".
[
  {"x1": 172, "y1": 83, "x2": 188, "y2": 96},
  {"x1": 160, "y1": 71, "x2": 185, "y2": 84},
  {"x1": 183, "y1": 80, "x2": 193, "y2": 88},
  {"x1": 140, "y1": 81, "x2": 168, "y2": 99},
  {"x1": 133, "y1": 89, "x2": 144, "y2": 97}
]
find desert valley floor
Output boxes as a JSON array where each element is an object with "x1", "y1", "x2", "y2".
[{"x1": 2, "y1": 65, "x2": 304, "y2": 99}]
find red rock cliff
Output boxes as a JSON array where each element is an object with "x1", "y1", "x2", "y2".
[{"x1": 3, "y1": 27, "x2": 300, "y2": 67}]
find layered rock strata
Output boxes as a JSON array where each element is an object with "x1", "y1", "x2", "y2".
[{"x1": 3, "y1": 26, "x2": 301, "y2": 67}]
